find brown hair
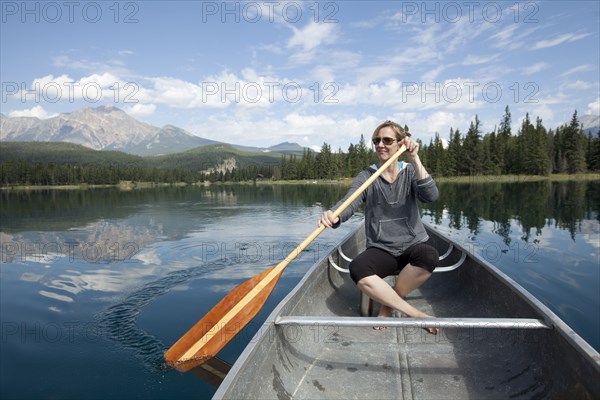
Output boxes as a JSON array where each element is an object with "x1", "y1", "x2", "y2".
[{"x1": 372, "y1": 120, "x2": 411, "y2": 141}]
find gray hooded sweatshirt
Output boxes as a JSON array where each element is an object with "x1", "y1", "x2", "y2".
[{"x1": 332, "y1": 162, "x2": 439, "y2": 256}]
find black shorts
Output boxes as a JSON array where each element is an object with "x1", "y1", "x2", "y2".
[{"x1": 349, "y1": 243, "x2": 438, "y2": 284}]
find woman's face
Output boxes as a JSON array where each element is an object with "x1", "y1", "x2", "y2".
[{"x1": 373, "y1": 126, "x2": 400, "y2": 162}]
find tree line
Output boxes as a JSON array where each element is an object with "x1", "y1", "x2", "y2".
[
  {"x1": 1, "y1": 108, "x2": 598, "y2": 186},
  {"x1": 419, "y1": 108, "x2": 598, "y2": 177},
  {"x1": 273, "y1": 108, "x2": 599, "y2": 180}
]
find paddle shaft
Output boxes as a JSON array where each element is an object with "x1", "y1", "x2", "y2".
[{"x1": 166, "y1": 145, "x2": 406, "y2": 368}]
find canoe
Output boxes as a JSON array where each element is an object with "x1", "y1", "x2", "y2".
[{"x1": 213, "y1": 222, "x2": 600, "y2": 399}]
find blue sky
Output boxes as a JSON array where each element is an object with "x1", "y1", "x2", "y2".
[{"x1": 1, "y1": 0, "x2": 599, "y2": 150}]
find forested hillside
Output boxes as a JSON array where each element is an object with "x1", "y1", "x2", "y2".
[
  {"x1": 1, "y1": 108, "x2": 599, "y2": 186},
  {"x1": 0, "y1": 142, "x2": 280, "y2": 185}
]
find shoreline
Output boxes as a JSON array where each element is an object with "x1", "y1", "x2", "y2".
[{"x1": 1, "y1": 173, "x2": 599, "y2": 190}]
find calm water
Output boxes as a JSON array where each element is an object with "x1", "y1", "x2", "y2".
[{"x1": 1, "y1": 181, "x2": 598, "y2": 399}]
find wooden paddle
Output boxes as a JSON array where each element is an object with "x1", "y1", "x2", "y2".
[{"x1": 164, "y1": 144, "x2": 407, "y2": 371}]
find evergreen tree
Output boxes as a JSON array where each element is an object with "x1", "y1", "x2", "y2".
[
  {"x1": 446, "y1": 128, "x2": 462, "y2": 176},
  {"x1": 428, "y1": 133, "x2": 446, "y2": 177},
  {"x1": 518, "y1": 114, "x2": 548, "y2": 175},
  {"x1": 482, "y1": 133, "x2": 499, "y2": 175},
  {"x1": 496, "y1": 105, "x2": 512, "y2": 174},
  {"x1": 563, "y1": 111, "x2": 587, "y2": 173},
  {"x1": 315, "y1": 142, "x2": 334, "y2": 179},
  {"x1": 588, "y1": 130, "x2": 600, "y2": 171},
  {"x1": 462, "y1": 115, "x2": 483, "y2": 175},
  {"x1": 356, "y1": 134, "x2": 371, "y2": 172},
  {"x1": 346, "y1": 143, "x2": 358, "y2": 177},
  {"x1": 534, "y1": 117, "x2": 550, "y2": 175},
  {"x1": 551, "y1": 127, "x2": 567, "y2": 173}
]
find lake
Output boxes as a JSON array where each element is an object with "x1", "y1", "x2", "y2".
[{"x1": 1, "y1": 180, "x2": 598, "y2": 399}]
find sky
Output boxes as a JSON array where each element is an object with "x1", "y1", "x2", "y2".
[{"x1": 1, "y1": 0, "x2": 599, "y2": 151}]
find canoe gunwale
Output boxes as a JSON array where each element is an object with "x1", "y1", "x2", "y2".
[{"x1": 274, "y1": 315, "x2": 552, "y2": 330}]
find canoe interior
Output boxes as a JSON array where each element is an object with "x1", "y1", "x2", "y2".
[{"x1": 214, "y1": 223, "x2": 600, "y2": 399}]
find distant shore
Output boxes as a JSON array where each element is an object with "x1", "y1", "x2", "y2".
[
  {"x1": 0, "y1": 181, "x2": 190, "y2": 191},
  {"x1": 252, "y1": 173, "x2": 600, "y2": 185},
  {"x1": 1, "y1": 173, "x2": 599, "y2": 191}
]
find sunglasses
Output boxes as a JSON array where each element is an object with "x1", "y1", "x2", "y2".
[{"x1": 372, "y1": 137, "x2": 398, "y2": 146}]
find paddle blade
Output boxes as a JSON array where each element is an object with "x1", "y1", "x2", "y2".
[
  {"x1": 190, "y1": 357, "x2": 231, "y2": 387},
  {"x1": 164, "y1": 265, "x2": 282, "y2": 371}
]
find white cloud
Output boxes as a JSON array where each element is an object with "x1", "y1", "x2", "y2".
[
  {"x1": 561, "y1": 64, "x2": 596, "y2": 77},
  {"x1": 79, "y1": 72, "x2": 122, "y2": 89},
  {"x1": 523, "y1": 62, "x2": 549, "y2": 75},
  {"x1": 588, "y1": 98, "x2": 600, "y2": 115},
  {"x1": 25, "y1": 73, "x2": 127, "y2": 103},
  {"x1": 124, "y1": 103, "x2": 156, "y2": 117},
  {"x1": 534, "y1": 33, "x2": 590, "y2": 49},
  {"x1": 287, "y1": 22, "x2": 338, "y2": 52},
  {"x1": 561, "y1": 80, "x2": 591, "y2": 91},
  {"x1": 8, "y1": 105, "x2": 56, "y2": 119},
  {"x1": 335, "y1": 77, "x2": 489, "y2": 115},
  {"x1": 140, "y1": 69, "x2": 305, "y2": 110},
  {"x1": 489, "y1": 25, "x2": 538, "y2": 51},
  {"x1": 463, "y1": 54, "x2": 498, "y2": 66},
  {"x1": 421, "y1": 65, "x2": 448, "y2": 82},
  {"x1": 140, "y1": 76, "x2": 200, "y2": 108},
  {"x1": 422, "y1": 111, "x2": 471, "y2": 137},
  {"x1": 285, "y1": 22, "x2": 338, "y2": 65},
  {"x1": 50, "y1": 55, "x2": 131, "y2": 76}
]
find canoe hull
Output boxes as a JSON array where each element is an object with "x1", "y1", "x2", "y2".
[{"x1": 214, "y1": 223, "x2": 600, "y2": 399}]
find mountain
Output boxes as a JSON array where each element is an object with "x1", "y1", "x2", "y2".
[
  {"x1": 0, "y1": 106, "x2": 214, "y2": 156},
  {"x1": 0, "y1": 106, "x2": 309, "y2": 156},
  {"x1": 232, "y1": 141, "x2": 307, "y2": 156},
  {"x1": 265, "y1": 141, "x2": 306, "y2": 154},
  {"x1": 580, "y1": 114, "x2": 600, "y2": 135},
  {"x1": 127, "y1": 124, "x2": 220, "y2": 156},
  {"x1": 0, "y1": 106, "x2": 159, "y2": 153}
]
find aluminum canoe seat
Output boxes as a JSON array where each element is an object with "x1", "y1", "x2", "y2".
[{"x1": 328, "y1": 242, "x2": 467, "y2": 316}]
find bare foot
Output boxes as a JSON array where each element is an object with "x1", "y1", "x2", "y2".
[
  {"x1": 424, "y1": 327, "x2": 439, "y2": 335},
  {"x1": 373, "y1": 306, "x2": 392, "y2": 330}
]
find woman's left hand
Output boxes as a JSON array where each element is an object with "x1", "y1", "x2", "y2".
[{"x1": 403, "y1": 137, "x2": 419, "y2": 160}]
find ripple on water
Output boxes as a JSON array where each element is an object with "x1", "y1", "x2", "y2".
[{"x1": 94, "y1": 260, "x2": 232, "y2": 372}]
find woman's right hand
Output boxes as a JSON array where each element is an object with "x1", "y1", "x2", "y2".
[{"x1": 319, "y1": 210, "x2": 339, "y2": 228}]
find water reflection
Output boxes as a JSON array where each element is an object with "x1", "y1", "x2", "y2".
[
  {"x1": 0, "y1": 185, "x2": 352, "y2": 310},
  {"x1": 422, "y1": 180, "x2": 600, "y2": 244},
  {"x1": 1, "y1": 182, "x2": 597, "y2": 321}
]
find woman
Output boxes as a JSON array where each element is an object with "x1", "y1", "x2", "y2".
[{"x1": 319, "y1": 120, "x2": 439, "y2": 334}]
